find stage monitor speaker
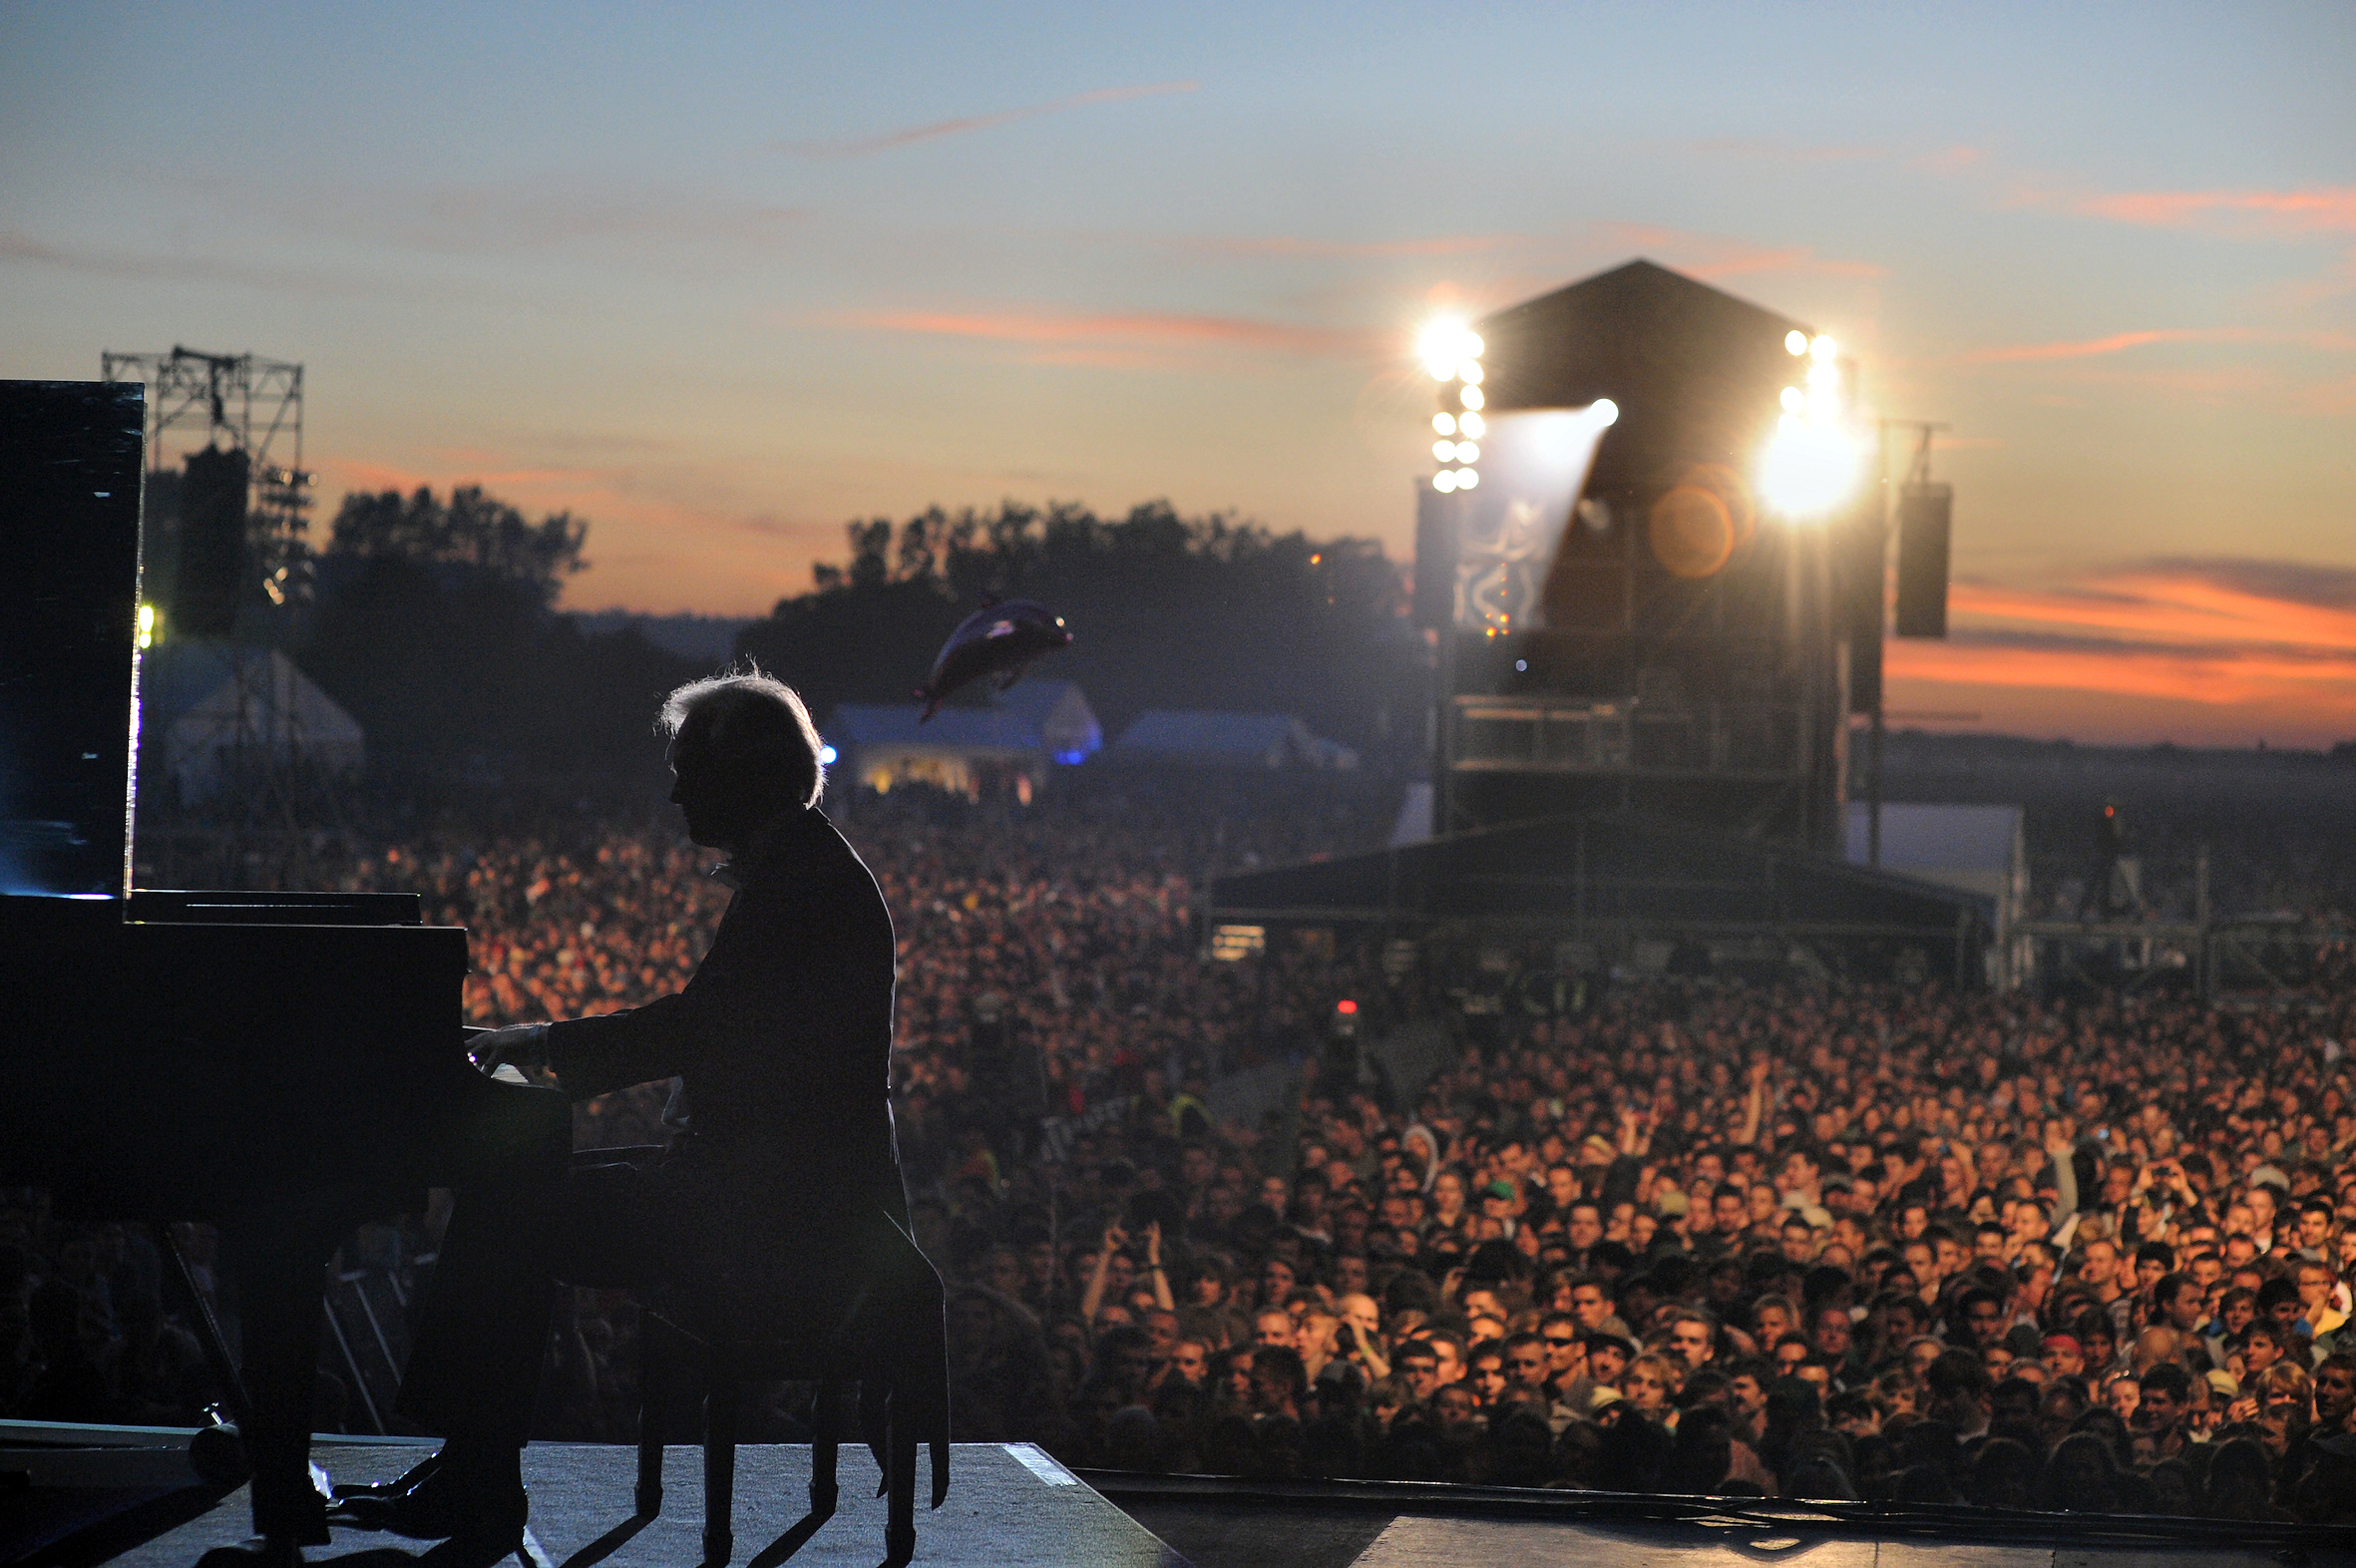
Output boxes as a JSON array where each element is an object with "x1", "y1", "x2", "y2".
[
  {"x1": 175, "y1": 444, "x2": 249, "y2": 638},
  {"x1": 1894, "y1": 483, "x2": 1951, "y2": 638}
]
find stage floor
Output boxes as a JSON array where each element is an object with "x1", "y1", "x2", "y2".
[{"x1": 113, "y1": 1442, "x2": 1188, "y2": 1567}]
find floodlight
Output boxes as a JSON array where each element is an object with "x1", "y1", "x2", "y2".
[
  {"x1": 1780, "y1": 386, "x2": 1804, "y2": 414},
  {"x1": 1460, "y1": 361, "x2": 1484, "y2": 386},
  {"x1": 1809, "y1": 334, "x2": 1838, "y2": 363},
  {"x1": 1460, "y1": 385, "x2": 1484, "y2": 411},
  {"x1": 1760, "y1": 420, "x2": 1864, "y2": 519},
  {"x1": 1433, "y1": 412, "x2": 1456, "y2": 436},
  {"x1": 1785, "y1": 330, "x2": 1808, "y2": 356},
  {"x1": 1418, "y1": 317, "x2": 1476, "y2": 379},
  {"x1": 1457, "y1": 411, "x2": 1486, "y2": 439},
  {"x1": 1454, "y1": 441, "x2": 1479, "y2": 464},
  {"x1": 1433, "y1": 440, "x2": 1456, "y2": 462},
  {"x1": 1433, "y1": 470, "x2": 1458, "y2": 493},
  {"x1": 1454, "y1": 467, "x2": 1479, "y2": 489}
]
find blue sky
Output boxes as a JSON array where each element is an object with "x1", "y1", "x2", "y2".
[{"x1": 5, "y1": 2, "x2": 2353, "y2": 740}]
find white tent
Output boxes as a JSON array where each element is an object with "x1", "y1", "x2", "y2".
[
  {"x1": 1846, "y1": 802, "x2": 2028, "y2": 985},
  {"x1": 148, "y1": 644, "x2": 365, "y2": 802}
]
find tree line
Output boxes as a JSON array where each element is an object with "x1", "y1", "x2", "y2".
[
  {"x1": 276, "y1": 488, "x2": 1425, "y2": 790},
  {"x1": 738, "y1": 500, "x2": 1427, "y2": 752}
]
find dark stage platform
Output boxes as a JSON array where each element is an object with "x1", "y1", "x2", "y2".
[
  {"x1": 46, "y1": 1442, "x2": 1183, "y2": 1567},
  {"x1": 19, "y1": 1438, "x2": 2356, "y2": 1568}
]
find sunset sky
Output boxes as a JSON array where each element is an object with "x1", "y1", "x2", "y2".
[{"x1": 4, "y1": 3, "x2": 2352, "y2": 745}]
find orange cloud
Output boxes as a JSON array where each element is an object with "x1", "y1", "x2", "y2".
[
  {"x1": 2074, "y1": 186, "x2": 2356, "y2": 236},
  {"x1": 1600, "y1": 224, "x2": 1887, "y2": 281},
  {"x1": 1171, "y1": 231, "x2": 1526, "y2": 259},
  {"x1": 1958, "y1": 327, "x2": 2356, "y2": 363},
  {"x1": 775, "y1": 81, "x2": 1199, "y2": 157},
  {"x1": 1885, "y1": 561, "x2": 2356, "y2": 744}
]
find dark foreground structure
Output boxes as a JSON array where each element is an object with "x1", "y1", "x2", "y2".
[{"x1": 10, "y1": 1428, "x2": 2353, "y2": 1568}]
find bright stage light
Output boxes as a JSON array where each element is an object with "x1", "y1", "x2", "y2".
[
  {"x1": 1760, "y1": 419, "x2": 1864, "y2": 519},
  {"x1": 1591, "y1": 398, "x2": 1618, "y2": 427},
  {"x1": 1453, "y1": 467, "x2": 1479, "y2": 489},
  {"x1": 137, "y1": 603, "x2": 158, "y2": 649},
  {"x1": 1433, "y1": 412, "x2": 1456, "y2": 436},
  {"x1": 1457, "y1": 410, "x2": 1485, "y2": 439},
  {"x1": 1785, "y1": 330, "x2": 1808, "y2": 356},
  {"x1": 1433, "y1": 470, "x2": 1458, "y2": 493},
  {"x1": 1809, "y1": 334, "x2": 1838, "y2": 363},
  {"x1": 1780, "y1": 386, "x2": 1804, "y2": 414},
  {"x1": 818, "y1": 744, "x2": 838, "y2": 766},
  {"x1": 1459, "y1": 361, "x2": 1484, "y2": 386},
  {"x1": 1433, "y1": 440, "x2": 1456, "y2": 462},
  {"x1": 1460, "y1": 385, "x2": 1484, "y2": 411},
  {"x1": 1417, "y1": 317, "x2": 1480, "y2": 380},
  {"x1": 1454, "y1": 441, "x2": 1478, "y2": 464}
]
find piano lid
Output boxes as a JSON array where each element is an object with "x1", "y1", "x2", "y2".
[{"x1": 0, "y1": 380, "x2": 146, "y2": 902}]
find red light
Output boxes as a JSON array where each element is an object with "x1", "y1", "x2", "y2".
[{"x1": 1336, "y1": 999, "x2": 1358, "y2": 1014}]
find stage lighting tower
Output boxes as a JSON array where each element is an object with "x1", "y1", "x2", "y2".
[
  {"x1": 1419, "y1": 318, "x2": 1486, "y2": 493},
  {"x1": 1760, "y1": 331, "x2": 1865, "y2": 520}
]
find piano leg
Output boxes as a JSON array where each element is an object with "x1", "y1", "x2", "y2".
[{"x1": 218, "y1": 1190, "x2": 381, "y2": 1547}]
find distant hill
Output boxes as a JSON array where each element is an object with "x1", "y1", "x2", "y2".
[{"x1": 566, "y1": 610, "x2": 754, "y2": 664}]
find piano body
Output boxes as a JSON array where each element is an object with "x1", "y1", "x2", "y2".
[{"x1": 0, "y1": 379, "x2": 507, "y2": 1544}]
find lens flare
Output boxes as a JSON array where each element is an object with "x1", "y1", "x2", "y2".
[{"x1": 1760, "y1": 421, "x2": 1865, "y2": 519}]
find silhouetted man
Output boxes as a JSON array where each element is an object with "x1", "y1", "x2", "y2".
[{"x1": 344, "y1": 672, "x2": 936, "y2": 1561}]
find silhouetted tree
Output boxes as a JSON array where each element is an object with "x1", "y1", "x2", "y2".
[
  {"x1": 298, "y1": 485, "x2": 693, "y2": 786},
  {"x1": 740, "y1": 501, "x2": 1423, "y2": 749}
]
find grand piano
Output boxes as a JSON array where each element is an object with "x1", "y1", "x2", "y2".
[{"x1": 0, "y1": 379, "x2": 518, "y2": 1549}]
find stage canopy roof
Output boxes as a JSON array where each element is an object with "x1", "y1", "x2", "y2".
[{"x1": 1207, "y1": 811, "x2": 1988, "y2": 949}]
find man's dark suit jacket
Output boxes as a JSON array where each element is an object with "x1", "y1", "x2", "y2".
[{"x1": 543, "y1": 805, "x2": 910, "y2": 1236}]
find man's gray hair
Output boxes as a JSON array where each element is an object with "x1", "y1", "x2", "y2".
[{"x1": 658, "y1": 665, "x2": 827, "y2": 808}]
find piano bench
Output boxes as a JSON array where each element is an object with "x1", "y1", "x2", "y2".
[{"x1": 634, "y1": 1307, "x2": 919, "y2": 1567}]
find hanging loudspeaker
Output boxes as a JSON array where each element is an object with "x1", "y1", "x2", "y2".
[{"x1": 1895, "y1": 484, "x2": 1951, "y2": 638}]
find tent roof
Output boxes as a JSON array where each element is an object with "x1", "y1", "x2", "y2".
[
  {"x1": 830, "y1": 703, "x2": 1041, "y2": 752},
  {"x1": 1474, "y1": 258, "x2": 1812, "y2": 495},
  {"x1": 1208, "y1": 811, "x2": 1987, "y2": 939},
  {"x1": 1845, "y1": 803, "x2": 2021, "y2": 876},
  {"x1": 143, "y1": 642, "x2": 363, "y2": 744}
]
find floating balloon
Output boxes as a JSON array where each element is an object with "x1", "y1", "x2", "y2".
[{"x1": 915, "y1": 597, "x2": 1072, "y2": 721}]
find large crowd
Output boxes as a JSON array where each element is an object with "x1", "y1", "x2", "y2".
[{"x1": 5, "y1": 777, "x2": 2354, "y2": 1526}]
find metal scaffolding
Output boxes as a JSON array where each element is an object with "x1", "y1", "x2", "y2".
[{"x1": 100, "y1": 346, "x2": 315, "y2": 601}]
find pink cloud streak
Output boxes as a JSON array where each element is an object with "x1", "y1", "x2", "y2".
[
  {"x1": 775, "y1": 81, "x2": 1199, "y2": 157},
  {"x1": 837, "y1": 307, "x2": 1375, "y2": 358}
]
